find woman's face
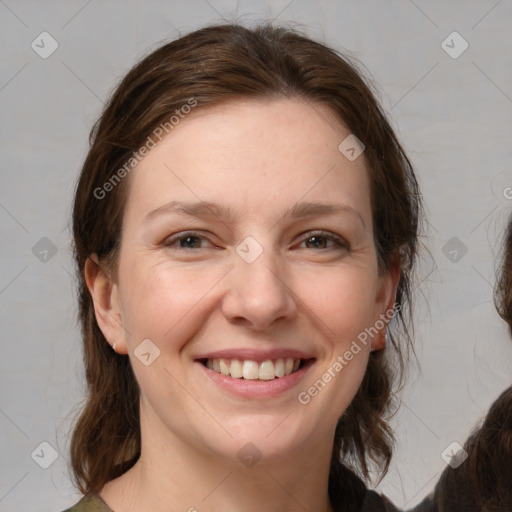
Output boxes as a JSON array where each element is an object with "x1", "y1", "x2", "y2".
[{"x1": 99, "y1": 98, "x2": 398, "y2": 465}]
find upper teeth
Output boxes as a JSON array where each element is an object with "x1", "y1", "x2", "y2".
[{"x1": 206, "y1": 358, "x2": 302, "y2": 380}]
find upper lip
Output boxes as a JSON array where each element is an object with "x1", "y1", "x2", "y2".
[{"x1": 195, "y1": 348, "x2": 315, "y2": 362}]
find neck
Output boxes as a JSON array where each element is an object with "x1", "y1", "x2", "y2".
[{"x1": 100, "y1": 408, "x2": 336, "y2": 512}]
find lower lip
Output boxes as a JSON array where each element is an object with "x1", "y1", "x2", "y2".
[{"x1": 197, "y1": 360, "x2": 315, "y2": 399}]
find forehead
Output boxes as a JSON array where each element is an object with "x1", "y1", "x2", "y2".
[{"x1": 124, "y1": 97, "x2": 372, "y2": 226}]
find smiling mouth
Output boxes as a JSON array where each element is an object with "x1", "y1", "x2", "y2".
[{"x1": 199, "y1": 357, "x2": 310, "y2": 381}]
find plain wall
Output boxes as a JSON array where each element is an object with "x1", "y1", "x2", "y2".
[{"x1": 1, "y1": 1, "x2": 511, "y2": 510}]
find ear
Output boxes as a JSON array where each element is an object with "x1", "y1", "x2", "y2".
[
  {"x1": 84, "y1": 255, "x2": 128, "y2": 354},
  {"x1": 371, "y1": 258, "x2": 401, "y2": 352}
]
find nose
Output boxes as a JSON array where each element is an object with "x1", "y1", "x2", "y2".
[{"x1": 221, "y1": 246, "x2": 297, "y2": 331}]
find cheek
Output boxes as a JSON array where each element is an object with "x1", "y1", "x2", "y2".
[
  {"x1": 119, "y1": 255, "x2": 378, "y2": 356},
  {"x1": 293, "y1": 265, "x2": 376, "y2": 413},
  {"x1": 117, "y1": 262, "x2": 223, "y2": 405},
  {"x1": 118, "y1": 258, "x2": 226, "y2": 351},
  {"x1": 295, "y1": 264, "x2": 378, "y2": 347}
]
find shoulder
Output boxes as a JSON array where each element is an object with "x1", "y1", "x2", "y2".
[
  {"x1": 62, "y1": 494, "x2": 113, "y2": 512},
  {"x1": 361, "y1": 489, "x2": 402, "y2": 512},
  {"x1": 409, "y1": 457, "x2": 478, "y2": 512},
  {"x1": 329, "y1": 464, "x2": 402, "y2": 511}
]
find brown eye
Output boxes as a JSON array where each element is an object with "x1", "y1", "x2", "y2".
[
  {"x1": 299, "y1": 231, "x2": 348, "y2": 250},
  {"x1": 305, "y1": 235, "x2": 329, "y2": 249},
  {"x1": 163, "y1": 232, "x2": 210, "y2": 249}
]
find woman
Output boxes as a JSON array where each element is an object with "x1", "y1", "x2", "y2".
[{"x1": 64, "y1": 23, "x2": 422, "y2": 511}]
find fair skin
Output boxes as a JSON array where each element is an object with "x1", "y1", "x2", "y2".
[{"x1": 86, "y1": 97, "x2": 400, "y2": 512}]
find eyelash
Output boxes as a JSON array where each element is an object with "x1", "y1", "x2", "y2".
[{"x1": 162, "y1": 230, "x2": 349, "y2": 251}]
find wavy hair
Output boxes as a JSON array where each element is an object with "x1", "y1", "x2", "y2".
[{"x1": 495, "y1": 214, "x2": 512, "y2": 334}]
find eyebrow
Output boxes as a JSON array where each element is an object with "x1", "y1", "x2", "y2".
[{"x1": 144, "y1": 200, "x2": 366, "y2": 229}]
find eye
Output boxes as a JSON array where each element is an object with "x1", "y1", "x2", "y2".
[
  {"x1": 162, "y1": 230, "x2": 348, "y2": 251},
  {"x1": 298, "y1": 231, "x2": 349, "y2": 250},
  {"x1": 163, "y1": 232, "x2": 212, "y2": 249}
]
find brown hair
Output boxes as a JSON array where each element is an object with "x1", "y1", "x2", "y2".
[
  {"x1": 70, "y1": 23, "x2": 422, "y2": 498},
  {"x1": 468, "y1": 214, "x2": 512, "y2": 510},
  {"x1": 467, "y1": 386, "x2": 512, "y2": 511},
  {"x1": 455, "y1": 215, "x2": 512, "y2": 511},
  {"x1": 495, "y1": 214, "x2": 512, "y2": 334}
]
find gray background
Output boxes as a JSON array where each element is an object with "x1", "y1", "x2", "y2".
[{"x1": 1, "y1": 0, "x2": 511, "y2": 510}]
